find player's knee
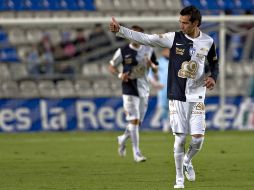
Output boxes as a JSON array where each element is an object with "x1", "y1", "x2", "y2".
[
  {"x1": 191, "y1": 136, "x2": 204, "y2": 150},
  {"x1": 192, "y1": 134, "x2": 204, "y2": 138},
  {"x1": 130, "y1": 119, "x2": 139, "y2": 125},
  {"x1": 127, "y1": 119, "x2": 139, "y2": 131},
  {"x1": 174, "y1": 134, "x2": 186, "y2": 153}
]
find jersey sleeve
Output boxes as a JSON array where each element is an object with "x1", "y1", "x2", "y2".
[
  {"x1": 117, "y1": 26, "x2": 175, "y2": 48},
  {"x1": 207, "y1": 42, "x2": 219, "y2": 82},
  {"x1": 151, "y1": 51, "x2": 159, "y2": 65},
  {"x1": 109, "y1": 48, "x2": 123, "y2": 67}
]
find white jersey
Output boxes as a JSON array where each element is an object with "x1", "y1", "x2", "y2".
[
  {"x1": 117, "y1": 26, "x2": 218, "y2": 103},
  {"x1": 110, "y1": 43, "x2": 158, "y2": 97}
]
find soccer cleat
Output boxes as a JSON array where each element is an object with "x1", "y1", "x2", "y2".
[
  {"x1": 134, "y1": 152, "x2": 146, "y2": 162},
  {"x1": 184, "y1": 163, "x2": 195, "y2": 182},
  {"x1": 117, "y1": 136, "x2": 126, "y2": 157},
  {"x1": 174, "y1": 177, "x2": 184, "y2": 189}
]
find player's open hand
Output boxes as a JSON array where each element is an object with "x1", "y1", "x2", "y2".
[
  {"x1": 204, "y1": 76, "x2": 215, "y2": 90},
  {"x1": 146, "y1": 57, "x2": 157, "y2": 69},
  {"x1": 146, "y1": 58, "x2": 153, "y2": 68},
  {"x1": 119, "y1": 72, "x2": 130, "y2": 82},
  {"x1": 109, "y1": 17, "x2": 120, "y2": 33}
]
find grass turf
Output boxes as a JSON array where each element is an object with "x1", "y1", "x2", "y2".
[{"x1": 0, "y1": 130, "x2": 254, "y2": 190}]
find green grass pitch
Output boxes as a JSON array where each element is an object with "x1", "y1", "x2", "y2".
[{"x1": 0, "y1": 130, "x2": 254, "y2": 190}]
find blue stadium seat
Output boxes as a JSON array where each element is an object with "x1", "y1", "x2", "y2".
[
  {"x1": 182, "y1": 0, "x2": 214, "y2": 11},
  {"x1": 235, "y1": 0, "x2": 254, "y2": 10},
  {"x1": 206, "y1": 0, "x2": 221, "y2": 10},
  {"x1": 217, "y1": 0, "x2": 235, "y2": 10},
  {"x1": 52, "y1": 0, "x2": 95, "y2": 11},
  {"x1": 0, "y1": 48, "x2": 19, "y2": 62},
  {"x1": 82, "y1": 0, "x2": 95, "y2": 11},
  {"x1": 182, "y1": 0, "x2": 253, "y2": 12},
  {"x1": 74, "y1": 0, "x2": 85, "y2": 10},
  {"x1": 64, "y1": 0, "x2": 84, "y2": 11},
  {"x1": 182, "y1": 0, "x2": 201, "y2": 9},
  {"x1": 16, "y1": 0, "x2": 40, "y2": 11},
  {"x1": 65, "y1": 0, "x2": 79, "y2": 10},
  {"x1": 0, "y1": 30, "x2": 9, "y2": 45},
  {"x1": 0, "y1": 0, "x2": 95, "y2": 11},
  {"x1": 36, "y1": 0, "x2": 52, "y2": 11},
  {"x1": 38, "y1": 0, "x2": 64, "y2": 11},
  {"x1": 46, "y1": 0, "x2": 94, "y2": 11},
  {"x1": 0, "y1": 0, "x2": 18, "y2": 11}
]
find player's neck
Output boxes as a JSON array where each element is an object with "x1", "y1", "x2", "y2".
[
  {"x1": 188, "y1": 28, "x2": 200, "y2": 39},
  {"x1": 131, "y1": 43, "x2": 140, "y2": 49}
]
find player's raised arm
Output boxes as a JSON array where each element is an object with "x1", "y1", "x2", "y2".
[
  {"x1": 118, "y1": 26, "x2": 174, "y2": 48},
  {"x1": 109, "y1": 18, "x2": 174, "y2": 48}
]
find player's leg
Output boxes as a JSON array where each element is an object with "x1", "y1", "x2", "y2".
[
  {"x1": 183, "y1": 134, "x2": 204, "y2": 181},
  {"x1": 122, "y1": 95, "x2": 145, "y2": 162},
  {"x1": 173, "y1": 133, "x2": 186, "y2": 188},
  {"x1": 183, "y1": 102, "x2": 206, "y2": 181},
  {"x1": 130, "y1": 95, "x2": 149, "y2": 162},
  {"x1": 117, "y1": 127, "x2": 130, "y2": 154},
  {"x1": 169, "y1": 100, "x2": 189, "y2": 188},
  {"x1": 117, "y1": 95, "x2": 132, "y2": 157},
  {"x1": 184, "y1": 134, "x2": 204, "y2": 166},
  {"x1": 128, "y1": 118, "x2": 146, "y2": 162},
  {"x1": 117, "y1": 128, "x2": 129, "y2": 157}
]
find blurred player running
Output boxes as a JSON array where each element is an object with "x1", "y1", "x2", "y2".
[{"x1": 108, "y1": 25, "x2": 159, "y2": 162}]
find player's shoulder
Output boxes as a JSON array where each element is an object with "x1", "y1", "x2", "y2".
[
  {"x1": 120, "y1": 44, "x2": 130, "y2": 50},
  {"x1": 200, "y1": 32, "x2": 214, "y2": 43}
]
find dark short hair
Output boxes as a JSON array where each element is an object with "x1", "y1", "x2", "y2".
[
  {"x1": 131, "y1": 25, "x2": 144, "y2": 32},
  {"x1": 180, "y1": 6, "x2": 202, "y2": 27}
]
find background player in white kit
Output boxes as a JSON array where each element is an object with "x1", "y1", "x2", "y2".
[
  {"x1": 108, "y1": 25, "x2": 159, "y2": 162},
  {"x1": 109, "y1": 6, "x2": 219, "y2": 189}
]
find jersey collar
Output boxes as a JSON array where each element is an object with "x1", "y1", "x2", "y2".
[
  {"x1": 129, "y1": 43, "x2": 142, "y2": 51},
  {"x1": 185, "y1": 31, "x2": 203, "y2": 41}
]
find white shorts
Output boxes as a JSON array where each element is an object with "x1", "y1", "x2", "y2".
[
  {"x1": 123, "y1": 95, "x2": 148, "y2": 122},
  {"x1": 169, "y1": 100, "x2": 206, "y2": 135}
]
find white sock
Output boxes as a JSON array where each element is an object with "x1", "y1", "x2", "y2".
[
  {"x1": 119, "y1": 128, "x2": 130, "y2": 145},
  {"x1": 184, "y1": 136, "x2": 204, "y2": 165},
  {"x1": 128, "y1": 123, "x2": 140, "y2": 157},
  {"x1": 174, "y1": 153, "x2": 184, "y2": 179},
  {"x1": 174, "y1": 134, "x2": 186, "y2": 179}
]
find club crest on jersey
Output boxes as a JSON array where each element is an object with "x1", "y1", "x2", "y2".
[
  {"x1": 176, "y1": 47, "x2": 185, "y2": 55},
  {"x1": 189, "y1": 47, "x2": 196, "y2": 56},
  {"x1": 124, "y1": 58, "x2": 133, "y2": 64}
]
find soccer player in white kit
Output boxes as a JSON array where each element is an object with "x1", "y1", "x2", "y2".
[
  {"x1": 109, "y1": 6, "x2": 219, "y2": 189},
  {"x1": 108, "y1": 25, "x2": 159, "y2": 162}
]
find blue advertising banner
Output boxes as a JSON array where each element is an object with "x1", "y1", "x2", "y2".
[{"x1": 0, "y1": 97, "x2": 253, "y2": 132}]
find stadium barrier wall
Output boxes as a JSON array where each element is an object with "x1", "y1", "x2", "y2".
[
  {"x1": 1, "y1": 15, "x2": 254, "y2": 128},
  {"x1": 0, "y1": 96, "x2": 253, "y2": 132}
]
